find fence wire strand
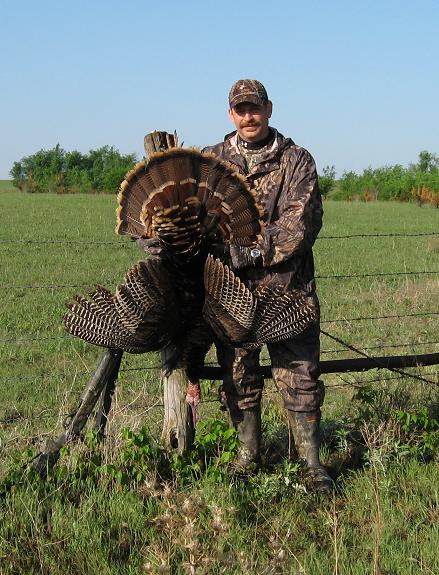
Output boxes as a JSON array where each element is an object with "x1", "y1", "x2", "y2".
[
  {"x1": 1, "y1": 269, "x2": 439, "y2": 290},
  {"x1": 2, "y1": 370, "x2": 436, "y2": 428},
  {"x1": 1, "y1": 231, "x2": 439, "y2": 247},
  {"x1": 1, "y1": 318, "x2": 439, "y2": 347}
]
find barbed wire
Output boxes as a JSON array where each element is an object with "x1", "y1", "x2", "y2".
[
  {"x1": 0, "y1": 370, "x2": 433, "y2": 428},
  {"x1": 0, "y1": 335, "x2": 71, "y2": 344},
  {"x1": 1, "y1": 231, "x2": 439, "y2": 247},
  {"x1": 0, "y1": 283, "x2": 94, "y2": 289},
  {"x1": 0, "y1": 239, "x2": 128, "y2": 247},
  {"x1": 1, "y1": 234, "x2": 437, "y2": 419},
  {"x1": 321, "y1": 311, "x2": 439, "y2": 323},
  {"x1": 320, "y1": 340, "x2": 439, "y2": 354},
  {"x1": 1, "y1": 346, "x2": 437, "y2": 387},
  {"x1": 1, "y1": 269, "x2": 438, "y2": 290},
  {"x1": 1, "y1": 230, "x2": 438, "y2": 442},
  {"x1": 318, "y1": 232, "x2": 439, "y2": 239},
  {"x1": 321, "y1": 328, "x2": 438, "y2": 386},
  {"x1": 316, "y1": 270, "x2": 439, "y2": 279},
  {"x1": 1, "y1": 313, "x2": 438, "y2": 346}
]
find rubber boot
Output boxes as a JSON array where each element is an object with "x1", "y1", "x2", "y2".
[
  {"x1": 229, "y1": 405, "x2": 262, "y2": 474},
  {"x1": 287, "y1": 410, "x2": 333, "y2": 492}
]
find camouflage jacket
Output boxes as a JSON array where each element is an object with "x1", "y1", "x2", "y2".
[{"x1": 204, "y1": 130, "x2": 323, "y2": 292}]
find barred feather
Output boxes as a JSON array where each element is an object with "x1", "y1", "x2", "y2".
[
  {"x1": 64, "y1": 259, "x2": 179, "y2": 353},
  {"x1": 115, "y1": 148, "x2": 264, "y2": 256},
  {"x1": 203, "y1": 256, "x2": 317, "y2": 349}
]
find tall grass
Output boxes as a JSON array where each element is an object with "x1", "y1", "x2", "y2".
[{"x1": 0, "y1": 192, "x2": 438, "y2": 574}]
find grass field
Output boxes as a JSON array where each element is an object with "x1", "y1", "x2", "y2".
[
  {"x1": 0, "y1": 191, "x2": 438, "y2": 574},
  {"x1": 0, "y1": 180, "x2": 15, "y2": 193}
]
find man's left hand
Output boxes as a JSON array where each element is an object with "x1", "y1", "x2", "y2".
[{"x1": 229, "y1": 245, "x2": 263, "y2": 270}]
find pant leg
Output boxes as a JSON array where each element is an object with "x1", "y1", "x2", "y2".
[
  {"x1": 215, "y1": 342, "x2": 263, "y2": 412},
  {"x1": 267, "y1": 321, "x2": 324, "y2": 412}
]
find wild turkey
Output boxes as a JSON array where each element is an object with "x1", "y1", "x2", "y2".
[
  {"x1": 203, "y1": 255, "x2": 318, "y2": 349},
  {"x1": 64, "y1": 147, "x2": 264, "y2": 421}
]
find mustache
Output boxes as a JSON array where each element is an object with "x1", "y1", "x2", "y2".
[{"x1": 240, "y1": 121, "x2": 260, "y2": 128}]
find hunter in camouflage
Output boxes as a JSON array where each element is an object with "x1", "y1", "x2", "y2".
[{"x1": 204, "y1": 79, "x2": 332, "y2": 491}]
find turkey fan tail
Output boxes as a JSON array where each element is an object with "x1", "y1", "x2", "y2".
[
  {"x1": 116, "y1": 161, "x2": 155, "y2": 238},
  {"x1": 115, "y1": 148, "x2": 264, "y2": 255},
  {"x1": 203, "y1": 255, "x2": 256, "y2": 345},
  {"x1": 64, "y1": 259, "x2": 180, "y2": 353},
  {"x1": 202, "y1": 156, "x2": 265, "y2": 246},
  {"x1": 252, "y1": 287, "x2": 318, "y2": 345}
]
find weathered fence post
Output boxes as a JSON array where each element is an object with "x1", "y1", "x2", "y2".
[
  {"x1": 31, "y1": 349, "x2": 123, "y2": 472},
  {"x1": 144, "y1": 131, "x2": 194, "y2": 454},
  {"x1": 160, "y1": 346, "x2": 195, "y2": 451}
]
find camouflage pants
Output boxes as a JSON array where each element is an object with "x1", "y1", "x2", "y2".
[{"x1": 216, "y1": 322, "x2": 324, "y2": 413}]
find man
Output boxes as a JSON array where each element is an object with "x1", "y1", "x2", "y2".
[{"x1": 204, "y1": 79, "x2": 332, "y2": 491}]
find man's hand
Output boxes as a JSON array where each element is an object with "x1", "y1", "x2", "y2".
[{"x1": 229, "y1": 245, "x2": 262, "y2": 270}]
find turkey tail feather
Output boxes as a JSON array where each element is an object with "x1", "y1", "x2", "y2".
[{"x1": 115, "y1": 148, "x2": 264, "y2": 254}]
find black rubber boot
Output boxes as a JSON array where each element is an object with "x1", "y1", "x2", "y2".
[
  {"x1": 229, "y1": 405, "x2": 262, "y2": 474},
  {"x1": 287, "y1": 410, "x2": 333, "y2": 492}
]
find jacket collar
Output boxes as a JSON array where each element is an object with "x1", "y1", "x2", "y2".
[{"x1": 222, "y1": 129, "x2": 294, "y2": 175}]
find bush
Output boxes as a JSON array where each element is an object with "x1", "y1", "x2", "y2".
[
  {"x1": 332, "y1": 151, "x2": 438, "y2": 202},
  {"x1": 10, "y1": 145, "x2": 137, "y2": 194}
]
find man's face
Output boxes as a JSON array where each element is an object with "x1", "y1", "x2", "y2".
[{"x1": 228, "y1": 101, "x2": 272, "y2": 143}]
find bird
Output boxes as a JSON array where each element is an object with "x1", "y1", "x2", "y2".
[
  {"x1": 203, "y1": 255, "x2": 318, "y2": 349},
  {"x1": 64, "y1": 147, "x2": 264, "y2": 423}
]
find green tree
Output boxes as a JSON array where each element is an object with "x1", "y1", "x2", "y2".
[
  {"x1": 318, "y1": 165, "x2": 336, "y2": 198},
  {"x1": 417, "y1": 150, "x2": 439, "y2": 173},
  {"x1": 10, "y1": 161, "x2": 25, "y2": 191}
]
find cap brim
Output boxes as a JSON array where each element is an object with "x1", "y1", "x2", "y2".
[{"x1": 229, "y1": 94, "x2": 266, "y2": 108}]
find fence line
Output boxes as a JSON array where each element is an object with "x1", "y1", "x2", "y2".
[
  {"x1": 1, "y1": 270, "x2": 438, "y2": 290},
  {"x1": 1, "y1": 231, "x2": 439, "y2": 247},
  {"x1": 321, "y1": 311, "x2": 439, "y2": 323},
  {"x1": 0, "y1": 372, "x2": 430, "y2": 428},
  {"x1": 1, "y1": 231, "x2": 437, "y2": 399},
  {"x1": 1, "y1": 353, "x2": 437, "y2": 387},
  {"x1": 0, "y1": 239, "x2": 129, "y2": 246},
  {"x1": 318, "y1": 232, "x2": 439, "y2": 239},
  {"x1": 2, "y1": 317, "x2": 439, "y2": 346},
  {"x1": 320, "y1": 340, "x2": 439, "y2": 353},
  {"x1": 317, "y1": 270, "x2": 439, "y2": 279}
]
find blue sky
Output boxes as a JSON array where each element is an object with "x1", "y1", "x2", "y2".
[{"x1": 1, "y1": 0, "x2": 438, "y2": 179}]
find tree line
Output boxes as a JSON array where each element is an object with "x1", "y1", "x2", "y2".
[
  {"x1": 9, "y1": 146, "x2": 439, "y2": 204},
  {"x1": 10, "y1": 144, "x2": 137, "y2": 194},
  {"x1": 320, "y1": 151, "x2": 439, "y2": 204}
]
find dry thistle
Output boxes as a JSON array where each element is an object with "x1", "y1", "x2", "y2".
[{"x1": 209, "y1": 504, "x2": 228, "y2": 533}]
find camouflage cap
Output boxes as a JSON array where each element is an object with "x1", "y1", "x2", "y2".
[{"x1": 228, "y1": 79, "x2": 269, "y2": 108}]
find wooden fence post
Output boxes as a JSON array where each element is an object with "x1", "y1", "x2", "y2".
[
  {"x1": 160, "y1": 346, "x2": 195, "y2": 452},
  {"x1": 31, "y1": 349, "x2": 123, "y2": 472},
  {"x1": 143, "y1": 131, "x2": 194, "y2": 454}
]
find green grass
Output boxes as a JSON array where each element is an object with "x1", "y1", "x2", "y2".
[
  {"x1": 0, "y1": 180, "x2": 15, "y2": 193},
  {"x1": 0, "y1": 191, "x2": 438, "y2": 574}
]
